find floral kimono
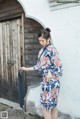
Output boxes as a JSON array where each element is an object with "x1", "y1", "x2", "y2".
[{"x1": 33, "y1": 44, "x2": 62, "y2": 111}]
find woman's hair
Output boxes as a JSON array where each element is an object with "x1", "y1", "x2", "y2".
[{"x1": 38, "y1": 28, "x2": 51, "y2": 40}]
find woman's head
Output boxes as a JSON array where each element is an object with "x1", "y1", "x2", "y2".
[{"x1": 38, "y1": 28, "x2": 51, "y2": 47}]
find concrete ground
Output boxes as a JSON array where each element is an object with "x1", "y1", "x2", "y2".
[
  {"x1": 0, "y1": 103, "x2": 80, "y2": 119},
  {"x1": 0, "y1": 102, "x2": 42, "y2": 119}
]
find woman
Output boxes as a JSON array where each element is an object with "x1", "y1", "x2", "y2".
[{"x1": 20, "y1": 28, "x2": 62, "y2": 119}]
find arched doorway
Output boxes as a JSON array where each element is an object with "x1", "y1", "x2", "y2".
[
  {"x1": 24, "y1": 18, "x2": 43, "y2": 87},
  {"x1": 0, "y1": 0, "x2": 43, "y2": 102}
]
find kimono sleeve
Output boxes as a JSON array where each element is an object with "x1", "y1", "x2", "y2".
[
  {"x1": 50, "y1": 48, "x2": 63, "y2": 76},
  {"x1": 33, "y1": 60, "x2": 41, "y2": 70}
]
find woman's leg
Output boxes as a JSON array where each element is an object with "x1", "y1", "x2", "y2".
[
  {"x1": 51, "y1": 107, "x2": 58, "y2": 119},
  {"x1": 41, "y1": 108, "x2": 52, "y2": 119}
]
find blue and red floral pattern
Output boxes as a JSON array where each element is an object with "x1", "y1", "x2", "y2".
[{"x1": 33, "y1": 45, "x2": 62, "y2": 111}]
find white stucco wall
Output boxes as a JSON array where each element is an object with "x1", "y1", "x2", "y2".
[{"x1": 18, "y1": 0, "x2": 80, "y2": 117}]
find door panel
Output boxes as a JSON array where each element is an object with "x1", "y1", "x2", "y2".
[{"x1": 0, "y1": 18, "x2": 23, "y2": 101}]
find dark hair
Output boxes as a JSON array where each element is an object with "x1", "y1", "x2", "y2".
[{"x1": 38, "y1": 28, "x2": 51, "y2": 40}]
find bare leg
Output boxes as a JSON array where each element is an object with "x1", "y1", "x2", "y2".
[
  {"x1": 41, "y1": 108, "x2": 52, "y2": 119},
  {"x1": 51, "y1": 107, "x2": 58, "y2": 119}
]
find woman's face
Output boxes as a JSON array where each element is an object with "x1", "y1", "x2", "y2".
[{"x1": 38, "y1": 37, "x2": 50, "y2": 47}]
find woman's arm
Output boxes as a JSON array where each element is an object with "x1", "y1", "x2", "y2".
[
  {"x1": 20, "y1": 49, "x2": 42, "y2": 71},
  {"x1": 20, "y1": 66, "x2": 34, "y2": 71},
  {"x1": 50, "y1": 47, "x2": 63, "y2": 76}
]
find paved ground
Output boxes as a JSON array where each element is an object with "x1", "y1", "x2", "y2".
[{"x1": 0, "y1": 103, "x2": 80, "y2": 119}]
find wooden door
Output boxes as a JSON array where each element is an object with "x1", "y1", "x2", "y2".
[
  {"x1": 0, "y1": 18, "x2": 24, "y2": 101},
  {"x1": 24, "y1": 18, "x2": 43, "y2": 87}
]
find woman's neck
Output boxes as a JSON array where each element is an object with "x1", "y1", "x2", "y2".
[{"x1": 45, "y1": 43, "x2": 50, "y2": 48}]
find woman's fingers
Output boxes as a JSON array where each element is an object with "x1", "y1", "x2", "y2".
[{"x1": 19, "y1": 67, "x2": 27, "y2": 71}]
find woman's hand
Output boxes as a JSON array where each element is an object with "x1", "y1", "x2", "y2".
[
  {"x1": 19, "y1": 67, "x2": 27, "y2": 71},
  {"x1": 46, "y1": 70, "x2": 52, "y2": 81}
]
